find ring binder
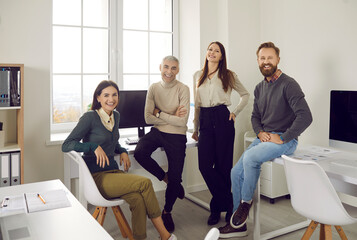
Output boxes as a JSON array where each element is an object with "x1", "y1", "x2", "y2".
[
  {"x1": 0, "y1": 153, "x2": 10, "y2": 187},
  {"x1": 11, "y1": 152, "x2": 21, "y2": 185}
]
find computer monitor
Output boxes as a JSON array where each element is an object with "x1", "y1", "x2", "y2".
[
  {"x1": 329, "y1": 90, "x2": 357, "y2": 152},
  {"x1": 116, "y1": 90, "x2": 152, "y2": 138}
]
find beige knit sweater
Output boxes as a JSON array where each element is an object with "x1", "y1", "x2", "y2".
[{"x1": 144, "y1": 79, "x2": 190, "y2": 135}]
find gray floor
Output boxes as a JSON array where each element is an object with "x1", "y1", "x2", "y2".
[{"x1": 88, "y1": 190, "x2": 357, "y2": 239}]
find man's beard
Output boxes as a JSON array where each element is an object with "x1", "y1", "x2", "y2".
[{"x1": 259, "y1": 63, "x2": 277, "y2": 78}]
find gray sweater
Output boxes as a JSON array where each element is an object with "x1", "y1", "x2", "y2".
[{"x1": 251, "y1": 73, "x2": 312, "y2": 142}]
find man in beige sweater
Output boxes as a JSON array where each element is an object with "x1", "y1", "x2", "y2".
[{"x1": 134, "y1": 56, "x2": 190, "y2": 233}]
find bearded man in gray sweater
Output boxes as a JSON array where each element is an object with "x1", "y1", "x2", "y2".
[
  {"x1": 134, "y1": 56, "x2": 190, "y2": 233},
  {"x1": 219, "y1": 42, "x2": 313, "y2": 238}
]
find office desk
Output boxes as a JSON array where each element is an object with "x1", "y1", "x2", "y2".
[
  {"x1": 117, "y1": 134, "x2": 208, "y2": 208},
  {"x1": 63, "y1": 133, "x2": 201, "y2": 208},
  {"x1": 0, "y1": 179, "x2": 113, "y2": 240},
  {"x1": 253, "y1": 146, "x2": 357, "y2": 240}
]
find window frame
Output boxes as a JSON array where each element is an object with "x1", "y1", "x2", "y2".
[{"x1": 50, "y1": 0, "x2": 179, "y2": 134}]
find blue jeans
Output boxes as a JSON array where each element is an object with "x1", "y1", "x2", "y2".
[{"x1": 231, "y1": 134, "x2": 298, "y2": 211}]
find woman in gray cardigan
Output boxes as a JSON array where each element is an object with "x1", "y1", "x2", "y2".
[{"x1": 62, "y1": 80, "x2": 177, "y2": 240}]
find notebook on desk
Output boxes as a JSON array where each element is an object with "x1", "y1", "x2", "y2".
[{"x1": 25, "y1": 189, "x2": 71, "y2": 213}]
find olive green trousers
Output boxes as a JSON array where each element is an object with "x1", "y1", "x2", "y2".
[{"x1": 93, "y1": 169, "x2": 161, "y2": 240}]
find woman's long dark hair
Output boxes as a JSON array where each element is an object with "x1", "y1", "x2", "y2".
[
  {"x1": 91, "y1": 80, "x2": 120, "y2": 110},
  {"x1": 197, "y1": 41, "x2": 234, "y2": 92}
]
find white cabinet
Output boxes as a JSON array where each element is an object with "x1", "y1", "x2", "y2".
[
  {"x1": 243, "y1": 131, "x2": 289, "y2": 203},
  {"x1": 0, "y1": 64, "x2": 24, "y2": 185}
]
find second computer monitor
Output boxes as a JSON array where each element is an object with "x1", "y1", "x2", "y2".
[{"x1": 116, "y1": 90, "x2": 152, "y2": 138}]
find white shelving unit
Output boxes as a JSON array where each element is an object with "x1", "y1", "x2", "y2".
[
  {"x1": 0, "y1": 64, "x2": 24, "y2": 184},
  {"x1": 244, "y1": 131, "x2": 289, "y2": 203}
]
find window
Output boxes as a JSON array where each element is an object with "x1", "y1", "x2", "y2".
[
  {"x1": 51, "y1": 0, "x2": 178, "y2": 133},
  {"x1": 121, "y1": 0, "x2": 177, "y2": 90}
]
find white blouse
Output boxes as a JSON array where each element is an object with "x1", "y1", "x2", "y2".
[
  {"x1": 96, "y1": 108, "x2": 115, "y2": 131},
  {"x1": 193, "y1": 70, "x2": 250, "y2": 132}
]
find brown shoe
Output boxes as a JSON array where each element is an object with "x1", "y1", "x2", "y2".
[
  {"x1": 219, "y1": 223, "x2": 248, "y2": 238},
  {"x1": 230, "y1": 201, "x2": 253, "y2": 228}
]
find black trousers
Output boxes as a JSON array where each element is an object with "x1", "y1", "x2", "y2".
[
  {"x1": 198, "y1": 105, "x2": 234, "y2": 213},
  {"x1": 134, "y1": 127, "x2": 187, "y2": 212}
]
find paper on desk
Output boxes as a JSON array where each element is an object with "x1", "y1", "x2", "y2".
[
  {"x1": 292, "y1": 145, "x2": 340, "y2": 161},
  {"x1": 25, "y1": 189, "x2": 71, "y2": 213},
  {"x1": 292, "y1": 153, "x2": 326, "y2": 161},
  {"x1": 302, "y1": 145, "x2": 339, "y2": 155},
  {"x1": 0, "y1": 194, "x2": 27, "y2": 217}
]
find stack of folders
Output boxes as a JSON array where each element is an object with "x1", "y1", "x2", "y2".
[
  {"x1": 0, "y1": 189, "x2": 71, "y2": 217},
  {"x1": 0, "y1": 67, "x2": 20, "y2": 107},
  {"x1": 0, "y1": 151, "x2": 21, "y2": 187}
]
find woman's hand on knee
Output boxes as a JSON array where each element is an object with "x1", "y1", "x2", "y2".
[{"x1": 94, "y1": 146, "x2": 109, "y2": 168}]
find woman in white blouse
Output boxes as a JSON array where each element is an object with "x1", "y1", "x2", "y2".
[{"x1": 192, "y1": 41, "x2": 250, "y2": 226}]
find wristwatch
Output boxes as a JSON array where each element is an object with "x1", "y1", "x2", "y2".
[{"x1": 156, "y1": 110, "x2": 161, "y2": 118}]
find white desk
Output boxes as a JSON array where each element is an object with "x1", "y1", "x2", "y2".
[
  {"x1": 252, "y1": 146, "x2": 357, "y2": 240},
  {"x1": 0, "y1": 179, "x2": 113, "y2": 240}
]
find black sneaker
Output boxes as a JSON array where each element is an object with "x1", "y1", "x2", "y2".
[
  {"x1": 207, "y1": 212, "x2": 220, "y2": 225},
  {"x1": 162, "y1": 210, "x2": 175, "y2": 232},
  {"x1": 219, "y1": 223, "x2": 248, "y2": 238},
  {"x1": 230, "y1": 201, "x2": 252, "y2": 229}
]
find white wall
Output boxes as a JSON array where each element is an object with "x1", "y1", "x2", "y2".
[
  {"x1": 226, "y1": 0, "x2": 261, "y2": 163},
  {"x1": 1, "y1": 0, "x2": 357, "y2": 186},
  {"x1": 180, "y1": 0, "x2": 357, "y2": 190},
  {"x1": 0, "y1": 0, "x2": 64, "y2": 183},
  {"x1": 196, "y1": 0, "x2": 357, "y2": 150},
  {"x1": 255, "y1": 0, "x2": 357, "y2": 146},
  {"x1": 179, "y1": 0, "x2": 203, "y2": 191}
]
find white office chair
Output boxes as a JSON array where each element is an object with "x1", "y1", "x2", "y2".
[
  {"x1": 65, "y1": 151, "x2": 134, "y2": 240},
  {"x1": 204, "y1": 228, "x2": 219, "y2": 240},
  {"x1": 282, "y1": 155, "x2": 357, "y2": 239}
]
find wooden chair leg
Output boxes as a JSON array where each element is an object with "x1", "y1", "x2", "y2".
[
  {"x1": 302, "y1": 221, "x2": 319, "y2": 240},
  {"x1": 335, "y1": 226, "x2": 348, "y2": 240},
  {"x1": 112, "y1": 206, "x2": 134, "y2": 240},
  {"x1": 325, "y1": 225, "x2": 332, "y2": 240},
  {"x1": 320, "y1": 224, "x2": 332, "y2": 240},
  {"x1": 319, "y1": 224, "x2": 332, "y2": 240},
  {"x1": 319, "y1": 224, "x2": 325, "y2": 240},
  {"x1": 112, "y1": 207, "x2": 127, "y2": 238},
  {"x1": 95, "y1": 207, "x2": 107, "y2": 226},
  {"x1": 92, "y1": 206, "x2": 101, "y2": 219}
]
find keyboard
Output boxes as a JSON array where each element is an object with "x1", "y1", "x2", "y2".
[
  {"x1": 125, "y1": 138, "x2": 139, "y2": 145},
  {"x1": 330, "y1": 159, "x2": 357, "y2": 169}
]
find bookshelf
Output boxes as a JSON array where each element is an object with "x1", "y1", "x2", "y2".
[{"x1": 0, "y1": 64, "x2": 24, "y2": 184}]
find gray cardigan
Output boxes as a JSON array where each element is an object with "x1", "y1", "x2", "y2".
[{"x1": 62, "y1": 110, "x2": 127, "y2": 173}]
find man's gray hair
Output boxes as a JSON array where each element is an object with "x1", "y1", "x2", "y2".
[{"x1": 162, "y1": 55, "x2": 179, "y2": 65}]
